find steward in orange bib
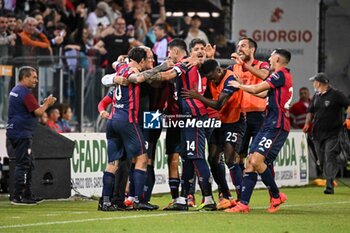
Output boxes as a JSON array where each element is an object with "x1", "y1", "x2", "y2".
[
  {"x1": 228, "y1": 38, "x2": 270, "y2": 161},
  {"x1": 228, "y1": 37, "x2": 274, "y2": 200}
]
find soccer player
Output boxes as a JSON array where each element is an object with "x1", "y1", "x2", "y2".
[
  {"x1": 116, "y1": 38, "x2": 216, "y2": 211},
  {"x1": 134, "y1": 46, "x2": 160, "y2": 210},
  {"x1": 99, "y1": 47, "x2": 155, "y2": 211},
  {"x1": 165, "y1": 39, "x2": 217, "y2": 210},
  {"x1": 97, "y1": 88, "x2": 130, "y2": 210},
  {"x1": 181, "y1": 42, "x2": 224, "y2": 208},
  {"x1": 229, "y1": 37, "x2": 278, "y2": 200},
  {"x1": 182, "y1": 59, "x2": 246, "y2": 210},
  {"x1": 102, "y1": 47, "x2": 166, "y2": 210},
  {"x1": 131, "y1": 47, "x2": 179, "y2": 210},
  {"x1": 226, "y1": 49, "x2": 292, "y2": 213},
  {"x1": 163, "y1": 77, "x2": 182, "y2": 209},
  {"x1": 159, "y1": 38, "x2": 216, "y2": 211},
  {"x1": 228, "y1": 38, "x2": 269, "y2": 171}
]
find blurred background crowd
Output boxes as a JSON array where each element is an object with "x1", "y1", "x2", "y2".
[{"x1": 0, "y1": 0, "x2": 234, "y2": 131}]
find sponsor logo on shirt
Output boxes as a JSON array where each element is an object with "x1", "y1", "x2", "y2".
[
  {"x1": 115, "y1": 104, "x2": 124, "y2": 108},
  {"x1": 9, "y1": 92, "x2": 18, "y2": 97}
]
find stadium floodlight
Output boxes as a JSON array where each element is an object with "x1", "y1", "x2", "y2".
[
  {"x1": 196, "y1": 12, "x2": 210, "y2": 18},
  {"x1": 173, "y1": 12, "x2": 184, "y2": 17},
  {"x1": 212, "y1": 12, "x2": 220, "y2": 18}
]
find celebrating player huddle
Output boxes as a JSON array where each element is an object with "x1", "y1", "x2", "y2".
[{"x1": 98, "y1": 37, "x2": 293, "y2": 213}]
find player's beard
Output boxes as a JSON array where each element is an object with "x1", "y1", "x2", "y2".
[
  {"x1": 242, "y1": 53, "x2": 252, "y2": 63},
  {"x1": 197, "y1": 56, "x2": 205, "y2": 65}
]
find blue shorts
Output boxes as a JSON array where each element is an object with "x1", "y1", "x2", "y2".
[
  {"x1": 106, "y1": 120, "x2": 147, "y2": 162},
  {"x1": 180, "y1": 115, "x2": 210, "y2": 159},
  {"x1": 166, "y1": 127, "x2": 181, "y2": 155},
  {"x1": 249, "y1": 126, "x2": 289, "y2": 164},
  {"x1": 209, "y1": 116, "x2": 246, "y2": 152},
  {"x1": 206, "y1": 125, "x2": 215, "y2": 142},
  {"x1": 209, "y1": 127, "x2": 222, "y2": 146},
  {"x1": 239, "y1": 111, "x2": 265, "y2": 156},
  {"x1": 143, "y1": 128, "x2": 162, "y2": 159},
  {"x1": 222, "y1": 117, "x2": 246, "y2": 152}
]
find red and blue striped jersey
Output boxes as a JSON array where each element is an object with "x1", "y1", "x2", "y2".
[
  {"x1": 173, "y1": 63, "x2": 207, "y2": 117},
  {"x1": 112, "y1": 64, "x2": 141, "y2": 123},
  {"x1": 164, "y1": 82, "x2": 180, "y2": 115},
  {"x1": 265, "y1": 67, "x2": 293, "y2": 131},
  {"x1": 97, "y1": 89, "x2": 116, "y2": 119}
]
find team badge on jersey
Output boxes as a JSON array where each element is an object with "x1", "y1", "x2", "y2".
[
  {"x1": 143, "y1": 110, "x2": 162, "y2": 129},
  {"x1": 272, "y1": 73, "x2": 280, "y2": 80},
  {"x1": 324, "y1": 100, "x2": 330, "y2": 107}
]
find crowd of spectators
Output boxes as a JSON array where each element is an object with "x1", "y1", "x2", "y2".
[
  {"x1": 39, "y1": 102, "x2": 73, "y2": 133},
  {"x1": 0, "y1": 0, "x2": 234, "y2": 70},
  {"x1": 0, "y1": 0, "x2": 235, "y2": 128}
]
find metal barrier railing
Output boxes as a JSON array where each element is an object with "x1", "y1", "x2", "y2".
[
  {"x1": 0, "y1": 55, "x2": 236, "y2": 131},
  {"x1": 0, "y1": 55, "x2": 106, "y2": 132}
]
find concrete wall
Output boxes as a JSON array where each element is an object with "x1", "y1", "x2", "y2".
[{"x1": 324, "y1": 4, "x2": 350, "y2": 95}]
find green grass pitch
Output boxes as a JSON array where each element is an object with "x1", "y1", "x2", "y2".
[{"x1": 1, "y1": 183, "x2": 350, "y2": 233}]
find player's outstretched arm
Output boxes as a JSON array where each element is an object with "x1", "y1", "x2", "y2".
[
  {"x1": 252, "y1": 90, "x2": 268, "y2": 98},
  {"x1": 231, "y1": 70, "x2": 267, "y2": 98},
  {"x1": 101, "y1": 73, "x2": 129, "y2": 86},
  {"x1": 183, "y1": 57, "x2": 199, "y2": 69},
  {"x1": 128, "y1": 60, "x2": 173, "y2": 83},
  {"x1": 101, "y1": 73, "x2": 116, "y2": 87},
  {"x1": 98, "y1": 95, "x2": 112, "y2": 119},
  {"x1": 231, "y1": 52, "x2": 269, "y2": 80},
  {"x1": 229, "y1": 80, "x2": 270, "y2": 94},
  {"x1": 181, "y1": 89, "x2": 229, "y2": 110}
]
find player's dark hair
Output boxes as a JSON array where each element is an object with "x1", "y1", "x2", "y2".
[
  {"x1": 199, "y1": 59, "x2": 219, "y2": 76},
  {"x1": 239, "y1": 37, "x2": 257, "y2": 50},
  {"x1": 128, "y1": 47, "x2": 147, "y2": 63},
  {"x1": 274, "y1": 48, "x2": 291, "y2": 63},
  {"x1": 168, "y1": 38, "x2": 188, "y2": 55},
  {"x1": 189, "y1": 38, "x2": 206, "y2": 52},
  {"x1": 18, "y1": 66, "x2": 37, "y2": 81}
]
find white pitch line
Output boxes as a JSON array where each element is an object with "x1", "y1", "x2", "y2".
[
  {"x1": 39, "y1": 211, "x2": 90, "y2": 215},
  {"x1": 0, "y1": 212, "x2": 197, "y2": 229},
  {"x1": 1, "y1": 201, "x2": 350, "y2": 229},
  {"x1": 41, "y1": 214, "x2": 61, "y2": 217}
]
